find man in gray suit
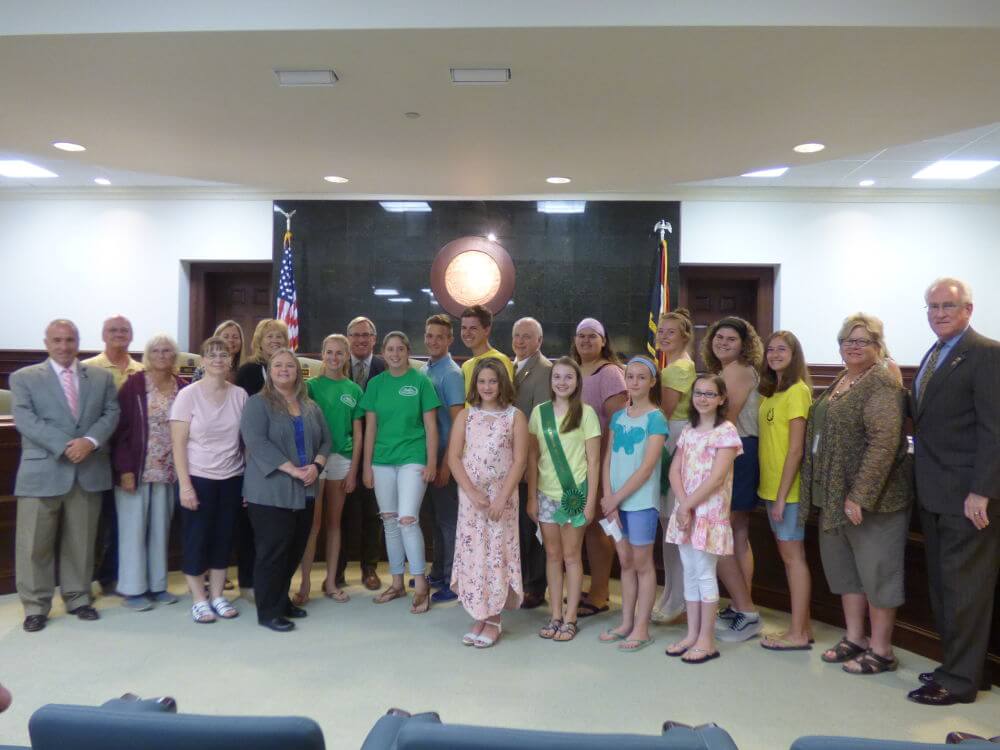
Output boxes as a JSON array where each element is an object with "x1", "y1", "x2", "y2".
[
  {"x1": 908, "y1": 278, "x2": 1000, "y2": 705},
  {"x1": 11, "y1": 319, "x2": 120, "y2": 632},
  {"x1": 512, "y1": 317, "x2": 552, "y2": 609}
]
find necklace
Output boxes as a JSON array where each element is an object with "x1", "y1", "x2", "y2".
[{"x1": 830, "y1": 364, "x2": 876, "y2": 401}]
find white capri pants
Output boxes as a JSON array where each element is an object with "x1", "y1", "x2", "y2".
[
  {"x1": 115, "y1": 481, "x2": 175, "y2": 596},
  {"x1": 678, "y1": 543, "x2": 720, "y2": 603},
  {"x1": 372, "y1": 464, "x2": 427, "y2": 576}
]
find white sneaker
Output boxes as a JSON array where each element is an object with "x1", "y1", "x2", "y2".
[
  {"x1": 717, "y1": 611, "x2": 762, "y2": 642},
  {"x1": 714, "y1": 605, "x2": 739, "y2": 631}
]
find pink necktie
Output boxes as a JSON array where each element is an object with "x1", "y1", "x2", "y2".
[{"x1": 61, "y1": 368, "x2": 79, "y2": 419}]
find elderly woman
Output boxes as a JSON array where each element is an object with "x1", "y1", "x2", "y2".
[
  {"x1": 801, "y1": 313, "x2": 913, "y2": 675},
  {"x1": 241, "y1": 348, "x2": 330, "y2": 632},
  {"x1": 570, "y1": 317, "x2": 627, "y2": 617},
  {"x1": 233, "y1": 318, "x2": 291, "y2": 601},
  {"x1": 652, "y1": 308, "x2": 697, "y2": 624},
  {"x1": 170, "y1": 336, "x2": 248, "y2": 624},
  {"x1": 112, "y1": 334, "x2": 186, "y2": 612}
]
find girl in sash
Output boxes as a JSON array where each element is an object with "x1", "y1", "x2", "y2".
[
  {"x1": 527, "y1": 357, "x2": 602, "y2": 642},
  {"x1": 449, "y1": 358, "x2": 529, "y2": 648},
  {"x1": 664, "y1": 375, "x2": 742, "y2": 663},
  {"x1": 599, "y1": 356, "x2": 669, "y2": 651}
]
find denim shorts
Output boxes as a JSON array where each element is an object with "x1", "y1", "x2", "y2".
[
  {"x1": 619, "y1": 508, "x2": 660, "y2": 546},
  {"x1": 763, "y1": 498, "x2": 805, "y2": 541}
]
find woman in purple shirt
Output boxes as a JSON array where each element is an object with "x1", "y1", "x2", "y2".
[{"x1": 570, "y1": 317, "x2": 627, "y2": 616}]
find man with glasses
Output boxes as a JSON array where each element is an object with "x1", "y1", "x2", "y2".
[
  {"x1": 339, "y1": 316, "x2": 386, "y2": 591},
  {"x1": 908, "y1": 278, "x2": 1000, "y2": 706}
]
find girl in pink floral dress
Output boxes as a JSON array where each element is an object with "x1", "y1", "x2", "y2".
[
  {"x1": 449, "y1": 358, "x2": 529, "y2": 648},
  {"x1": 664, "y1": 375, "x2": 742, "y2": 664}
]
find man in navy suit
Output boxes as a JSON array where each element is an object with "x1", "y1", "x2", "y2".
[
  {"x1": 11, "y1": 319, "x2": 120, "y2": 632},
  {"x1": 908, "y1": 278, "x2": 1000, "y2": 705}
]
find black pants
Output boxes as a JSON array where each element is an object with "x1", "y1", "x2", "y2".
[
  {"x1": 234, "y1": 502, "x2": 255, "y2": 588},
  {"x1": 428, "y1": 478, "x2": 458, "y2": 582},
  {"x1": 179, "y1": 475, "x2": 242, "y2": 575},
  {"x1": 248, "y1": 500, "x2": 314, "y2": 623},
  {"x1": 518, "y1": 483, "x2": 547, "y2": 596},
  {"x1": 93, "y1": 489, "x2": 118, "y2": 586},
  {"x1": 337, "y1": 485, "x2": 382, "y2": 579},
  {"x1": 920, "y1": 505, "x2": 1000, "y2": 697}
]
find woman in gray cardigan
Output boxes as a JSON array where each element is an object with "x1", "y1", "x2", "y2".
[{"x1": 241, "y1": 348, "x2": 331, "y2": 632}]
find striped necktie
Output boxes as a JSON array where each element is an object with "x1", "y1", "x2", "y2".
[
  {"x1": 61, "y1": 367, "x2": 79, "y2": 418},
  {"x1": 917, "y1": 341, "x2": 945, "y2": 405}
]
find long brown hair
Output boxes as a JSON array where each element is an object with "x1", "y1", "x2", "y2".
[
  {"x1": 261, "y1": 348, "x2": 312, "y2": 415},
  {"x1": 213, "y1": 319, "x2": 246, "y2": 369},
  {"x1": 467, "y1": 357, "x2": 515, "y2": 408},
  {"x1": 759, "y1": 330, "x2": 812, "y2": 397},
  {"x1": 549, "y1": 356, "x2": 584, "y2": 433},
  {"x1": 688, "y1": 374, "x2": 729, "y2": 428},
  {"x1": 569, "y1": 326, "x2": 623, "y2": 368},
  {"x1": 700, "y1": 316, "x2": 763, "y2": 373}
]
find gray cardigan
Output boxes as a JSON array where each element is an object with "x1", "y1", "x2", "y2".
[{"x1": 240, "y1": 393, "x2": 332, "y2": 510}]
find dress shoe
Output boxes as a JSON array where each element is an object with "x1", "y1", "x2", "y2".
[
  {"x1": 362, "y1": 569, "x2": 381, "y2": 591},
  {"x1": 285, "y1": 604, "x2": 308, "y2": 619},
  {"x1": 907, "y1": 684, "x2": 975, "y2": 706},
  {"x1": 945, "y1": 731, "x2": 987, "y2": 744},
  {"x1": 23, "y1": 614, "x2": 47, "y2": 632},
  {"x1": 919, "y1": 671, "x2": 936, "y2": 686},
  {"x1": 68, "y1": 605, "x2": 100, "y2": 621},
  {"x1": 520, "y1": 592, "x2": 546, "y2": 610},
  {"x1": 260, "y1": 617, "x2": 295, "y2": 632}
]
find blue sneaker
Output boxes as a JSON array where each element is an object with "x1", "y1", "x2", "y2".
[
  {"x1": 410, "y1": 575, "x2": 446, "y2": 589},
  {"x1": 431, "y1": 586, "x2": 458, "y2": 603}
]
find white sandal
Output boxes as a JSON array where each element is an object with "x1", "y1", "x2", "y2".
[
  {"x1": 191, "y1": 601, "x2": 216, "y2": 624},
  {"x1": 210, "y1": 597, "x2": 239, "y2": 619},
  {"x1": 474, "y1": 621, "x2": 503, "y2": 649}
]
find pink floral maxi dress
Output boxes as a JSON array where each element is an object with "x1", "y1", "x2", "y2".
[
  {"x1": 664, "y1": 423, "x2": 743, "y2": 555},
  {"x1": 451, "y1": 406, "x2": 524, "y2": 619}
]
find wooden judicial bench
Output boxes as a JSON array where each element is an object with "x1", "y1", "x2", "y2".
[{"x1": 1, "y1": 351, "x2": 997, "y2": 683}]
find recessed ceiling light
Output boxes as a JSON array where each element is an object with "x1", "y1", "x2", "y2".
[
  {"x1": 537, "y1": 200, "x2": 586, "y2": 214},
  {"x1": 858, "y1": 179, "x2": 875, "y2": 187},
  {"x1": 0, "y1": 160, "x2": 58, "y2": 178},
  {"x1": 379, "y1": 201, "x2": 431, "y2": 213},
  {"x1": 52, "y1": 141, "x2": 86, "y2": 152},
  {"x1": 94, "y1": 177, "x2": 111, "y2": 186},
  {"x1": 546, "y1": 176, "x2": 571, "y2": 184},
  {"x1": 373, "y1": 288, "x2": 399, "y2": 296},
  {"x1": 793, "y1": 143, "x2": 825, "y2": 154},
  {"x1": 913, "y1": 160, "x2": 1000, "y2": 180},
  {"x1": 486, "y1": 232, "x2": 497, "y2": 242},
  {"x1": 450, "y1": 67, "x2": 511, "y2": 85},
  {"x1": 388, "y1": 297, "x2": 413, "y2": 303},
  {"x1": 324, "y1": 175, "x2": 349, "y2": 184},
  {"x1": 741, "y1": 167, "x2": 788, "y2": 178},
  {"x1": 274, "y1": 69, "x2": 338, "y2": 87}
]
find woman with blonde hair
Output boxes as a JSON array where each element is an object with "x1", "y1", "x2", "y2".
[{"x1": 191, "y1": 320, "x2": 246, "y2": 383}]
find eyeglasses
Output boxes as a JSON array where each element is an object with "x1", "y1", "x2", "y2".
[
  {"x1": 925, "y1": 302, "x2": 965, "y2": 313},
  {"x1": 205, "y1": 352, "x2": 230, "y2": 361},
  {"x1": 693, "y1": 390, "x2": 720, "y2": 399},
  {"x1": 840, "y1": 338, "x2": 874, "y2": 349},
  {"x1": 348, "y1": 332, "x2": 375, "y2": 339}
]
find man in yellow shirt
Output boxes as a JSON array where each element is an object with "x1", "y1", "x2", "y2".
[
  {"x1": 82, "y1": 315, "x2": 143, "y2": 391},
  {"x1": 459, "y1": 304, "x2": 513, "y2": 399}
]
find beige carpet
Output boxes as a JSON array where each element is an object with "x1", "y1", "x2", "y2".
[{"x1": 0, "y1": 564, "x2": 997, "y2": 749}]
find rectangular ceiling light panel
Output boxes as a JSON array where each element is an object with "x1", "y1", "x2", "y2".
[
  {"x1": 537, "y1": 200, "x2": 586, "y2": 214},
  {"x1": 379, "y1": 201, "x2": 431, "y2": 212},
  {"x1": 912, "y1": 160, "x2": 1000, "y2": 180},
  {"x1": 741, "y1": 167, "x2": 788, "y2": 178},
  {"x1": 450, "y1": 67, "x2": 511, "y2": 84},
  {"x1": 0, "y1": 160, "x2": 58, "y2": 178},
  {"x1": 274, "y1": 69, "x2": 338, "y2": 87}
]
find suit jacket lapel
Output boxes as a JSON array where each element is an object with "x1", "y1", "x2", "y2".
[
  {"x1": 76, "y1": 362, "x2": 92, "y2": 419},
  {"x1": 919, "y1": 329, "x2": 974, "y2": 415},
  {"x1": 515, "y1": 353, "x2": 538, "y2": 388},
  {"x1": 42, "y1": 359, "x2": 75, "y2": 420}
]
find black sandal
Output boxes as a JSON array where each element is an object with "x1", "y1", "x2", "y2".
[
  {"x1": 576, "y1": 601, "x2": 610, "y2": 618},
  {"x1": 843, "y1": 649, "x2": 898, "y2": 675},
  {"x1": 553, "y1": 620, "x2": 578, "y2": 642},
  {"x1": 821, "y1": 637, "x2": 867, "y2": 663}
]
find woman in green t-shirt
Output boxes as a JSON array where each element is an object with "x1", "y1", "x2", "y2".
[
  {"x1": 293, "y1": 334, "x2": 364, "y2": 605},
  {"x1": 360, "y1": 331, "x2": 441, "y2": 614},
  {"x1": 653, "y1": 307, "x2": 697, "y2": 624}
]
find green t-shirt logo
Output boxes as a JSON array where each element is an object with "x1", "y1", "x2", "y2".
[
  {"x1": 340, "y1": 394, "x2": 357, "y2": 408},
  {"x1": 398, "y1": 385, "x2": 418, "y2": 397}
]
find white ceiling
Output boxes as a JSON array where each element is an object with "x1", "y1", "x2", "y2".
[{"x1": 2, "y1": 3, "x2": 1000, "y2": 195}]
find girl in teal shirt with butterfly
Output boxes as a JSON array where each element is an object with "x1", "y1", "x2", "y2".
[{"x1": 527, "y1": 357, "x2": 601, "y2": 642}]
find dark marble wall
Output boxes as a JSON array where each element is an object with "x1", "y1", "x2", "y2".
[{"x1": 272, "y1": 200, "x2": 680, "y2": 359}]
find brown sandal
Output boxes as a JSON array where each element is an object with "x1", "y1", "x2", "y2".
[
  {"x1": 843, "y1": 649, "x2": 898, "y2": 675},
  {"x1": 410, "y1": 591, "x2": 431, "y2": 614},
  {"x1": 290, "y1": 592, "x2": 309, "y2": 607},
  {"x1": 325, "y1": 588, "x2": 350, "y2": 603},
  {"x1": 821, "y1": 637, "x2": 867, "y2": 663},
  {"x1": 373, "y1": 586, "x2": 406, "y2": 604}
]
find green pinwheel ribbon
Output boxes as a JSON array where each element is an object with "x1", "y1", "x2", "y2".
[{"x1": 539, "y1": 401, "x2": 589, "y2": 527}]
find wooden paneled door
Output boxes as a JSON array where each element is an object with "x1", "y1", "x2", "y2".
[
  {"x1": 189, "y1": 263, "x2": 273, "y2": 351},
  {"x1": 678, "y1": 265, "x2": 775, "y2": 370}
]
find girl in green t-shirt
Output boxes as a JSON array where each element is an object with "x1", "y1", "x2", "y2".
[
  {"x1": 757, "y1": 330, "x2": 814, "y2": 651},
  {"x1": 526, "y1": 357, "x2": 601, "y2": 643},
  {"x1": 360, "y1": 331, "x2": 441, "y2": 614},
  {"x1": 294, "y1": 334, "x2": 363, "y2": 605}
]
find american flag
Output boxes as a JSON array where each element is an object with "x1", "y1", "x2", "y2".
[{"x1": 276, "y1": 230, "x2": 300, "y2": 350}]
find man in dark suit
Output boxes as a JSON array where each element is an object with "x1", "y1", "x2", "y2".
[
  {"x1": 512, "y1": 317, "x2": 552, "y2": 609},
  {"x1": 908, "y1": 277, "x2": 1000, "y2": 705},
  {"x1": 11, "y1": 319, "x2": 120, "y2": 632},
  {"x1": 338, "y1": 316, "x2": 385, "y2": 591}
]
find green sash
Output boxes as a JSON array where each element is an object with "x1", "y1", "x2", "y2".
[{"x1": 539, "y1": 401, "x2": 588, "y2": 527}]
